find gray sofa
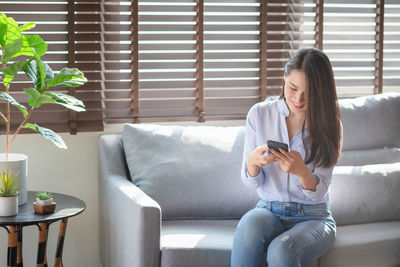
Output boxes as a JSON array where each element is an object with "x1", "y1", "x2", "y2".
[{"x1": 98, "y1": 92, "x2": 400, "y2": 267}]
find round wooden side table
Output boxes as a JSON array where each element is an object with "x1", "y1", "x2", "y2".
[{"x1": 0, "y1": 191, "x2": 86, "y2": 267}]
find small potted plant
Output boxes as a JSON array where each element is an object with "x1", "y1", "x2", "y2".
[
  {"x1": 34, "y1": 191, "x2": 55, "y2": 214},
  {"x1": 0, "y1": 170, "x2": 21, "y2": 216}
]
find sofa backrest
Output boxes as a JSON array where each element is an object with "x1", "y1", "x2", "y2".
[{"x1": 122, "y1": 124, "x2": 258, "y2": 220}]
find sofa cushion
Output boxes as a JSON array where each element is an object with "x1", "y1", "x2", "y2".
[
  {"x1": 337, "y1": 147, "x2": 400, "y2": 166},
  {"x1": 319, "y1": 221, "x2": 400, "y2": 267},
  {"x1": 160, "y1": 220, "x2": 317, "y2": 267},
  {"x1": 330, "y1": 163, "x2": 400, "y2": 226},
  {"x1": 122, "y1": 124, "x2": 259, "y2": 220},
  {"x1": 338, "y1": 92, "x2": 400, "y2": 151}
]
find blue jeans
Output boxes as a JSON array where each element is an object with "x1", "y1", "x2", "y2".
[{"x1": 231, "y1": 200, "x2": 336, "y2": 267}]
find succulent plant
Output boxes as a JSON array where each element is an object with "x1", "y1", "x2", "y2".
[
  {"x1": 36, "y1": 191, "x2": 53, "y2": 201},
  {"x1": 0, "y1": 170, "x2": 21, "y2": 197}
]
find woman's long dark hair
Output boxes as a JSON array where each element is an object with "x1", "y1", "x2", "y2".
[{"x1": 281, "y1": 47, "x2": 341, "y2": 168}]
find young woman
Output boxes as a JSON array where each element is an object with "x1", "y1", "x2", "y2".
[{"x1": 231, "y1": 47, "x2": 342, "y2": 267}]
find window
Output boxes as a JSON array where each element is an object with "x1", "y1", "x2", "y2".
[{"x1": 1, "y1": 0, "x2": 399, "y2": 131}]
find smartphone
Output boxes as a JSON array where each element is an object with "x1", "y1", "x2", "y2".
[{"x1": 267, "y1": 140, "x2": 289, "y2": 152}]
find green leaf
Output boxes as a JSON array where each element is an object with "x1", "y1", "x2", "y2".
[
  {"x1": 11, "y1": 35, "x2": 47, "y2": 58},
  {"x1": 24, "y1": 87, "x2": 56, "y2": 108},
  {"x1": 47, "y1": 68, "x2": 87, "y2": 88},
  {"x1": 19, "y1": 22, "x2": 35, "y2": 32},
  {"x1": 23, "y1": 60, "x2": 36, "y2": 85},
  {"x1": 36, "y1": 57, "x2": 46, "y2": 91},
  {"x1": 0, "y1": 14, "x2": 7, "y2": 47},
  {"x1": 44, "y1": 62, "x2": 54, "y2": 84},
  {"x1": 44, "y1": 91, "x2": 86, "y2": 112},
  {"x1": 24, "y1": 123, "x2": 67, "y2": 149},
  {"x1": 2, "y1": 37, "x2": 22, "y2": 64},
  {"x1": 0, "y1": 59, "x2": 30, "y2": 86},
  {"x1": 23, "y1": 59, "x2": 53, "y2": 91},
  {"x1": 0, "y1": 92, "x2": 28, "y2": 117},
  {"x1": 4, "y1": 15, "x2": 21, "y2": 44}
]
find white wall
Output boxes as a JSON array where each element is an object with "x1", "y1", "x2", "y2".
[{"x1": 0, "y1": 120, "x2": 244, "y2": 267}]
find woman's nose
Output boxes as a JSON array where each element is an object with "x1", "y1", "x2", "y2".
[{"x1": 296, "y1": 93, "x2": 305, "y2": 103}]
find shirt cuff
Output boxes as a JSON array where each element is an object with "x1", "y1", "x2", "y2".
[
  {"x1": 301, "y1": 175, "x2": 325, "y2": 201},
  {"x1": 243, "y1": 161, "x2": 264, "y2": 188}
]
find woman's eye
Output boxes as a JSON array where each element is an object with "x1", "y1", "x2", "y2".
[{"x1": 290, "y1": 87, "x2": 297, "y2": 91}]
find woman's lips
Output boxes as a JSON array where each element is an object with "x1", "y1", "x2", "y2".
[{"x1": 292, "y1": 101, "x2": 305, "y2": 109}]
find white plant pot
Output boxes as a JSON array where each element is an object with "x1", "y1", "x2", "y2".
[
  {"x1": 36, "y1": 198, "x2": 53, "y2": 206},
  {"x1": 0, "y1": 195, "x2": 18, "y2": 216},
  {"x1": 0, "y1": 153, "x2": 28, "y2": 206}
]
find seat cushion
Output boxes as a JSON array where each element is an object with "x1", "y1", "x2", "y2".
[
  {"x1": 319, "y1": 221, "x2": 400, "y2": 267},
  {"x1": 330, "y1": 163, "x2": 400, "y2": 225},
  {"x1": 122, "y1": 124, "x2": 259, "y2": 220},
  {"x1": 161, "y1": 220, "x2": 236, "y2": 267},
  {"x1": 160, "y1": 220, "x2": 317, "y2": 267}
]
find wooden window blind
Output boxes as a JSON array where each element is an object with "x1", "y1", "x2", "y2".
[
  {"x1": 101, "y1": 0, "x2": 138, "y2": 123},
  {"x1": 138, "y1": 0, "x2": 198, "y2": 122},
  {"x1": 102, "y1": 0, "x2": 200, "y2": 123},
  {"x1": 322, "y1": 0, "x2": 377, "y2": 97},
  {"x1": 287, "y1": 0, "x2": 400, "y2": 98},
  {"x1": 0, "y1": 0, "x2": 104, "y2": 134},
  {"x1": 265, "y1": 0, "x2": 317, "y2": 97},
  {"x1": 2, "y1": 0, "x2": 399, "y2": 127},
  {"x1": 102, "y1": 0, "x2": 289, "y2": 123},
  {"x1": 383, "y1": 0, "x2": 400, "y2": 93},
  {"x1": 203, "y1": 0, "x2": 260, "y2": 120}
]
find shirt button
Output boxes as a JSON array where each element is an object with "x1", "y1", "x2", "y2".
[{"x1": 285, "y1": 202, "x2": 290, "y2": 207}]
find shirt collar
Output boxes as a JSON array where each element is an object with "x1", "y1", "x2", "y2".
[
  {"x1": 277, "y1": 97, "x2": 290, "y2": 118},
  {"x1": 278, "y1": 97, "x2": 310, "y2": 138}
]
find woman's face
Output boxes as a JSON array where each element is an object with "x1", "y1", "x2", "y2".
[{"x1": 284, "y1": 69, "x2": 308, "y2": 116}]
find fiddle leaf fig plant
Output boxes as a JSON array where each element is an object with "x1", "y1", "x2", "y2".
[{"x1": 0, "y1": 14, "x2": 87, "y2": 159}]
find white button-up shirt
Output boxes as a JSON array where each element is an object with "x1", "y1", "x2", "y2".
[{"x1": 241, "y1": 97, "x2": 340, "y2": 204}]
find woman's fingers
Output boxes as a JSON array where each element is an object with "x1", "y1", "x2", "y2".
[
  {"x1": 269, "y1": 148, "x2": 288, "y2": 162},
  {"x1": 251, "y1": 146, "x2": 300, "y2": 168},
  {"x1": 263, "y1": 154, "x2": 276, "y2": 165},
  {"x1": 258, "y1": 145, "x2": 267, "y2": 154},
  {"x1": 279, "y1": 149, "x2": 291, "y2": 158}
]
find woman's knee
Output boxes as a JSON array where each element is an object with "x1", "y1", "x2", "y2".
[
  {"x1": 267, "y1": 234, "x2": 299, "y2": 265},
  {"x1": 235, "y1": 209, "x2": 282, "y2": 241}
]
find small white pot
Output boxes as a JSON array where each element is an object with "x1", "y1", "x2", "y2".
[
  {"x1": 36, "y1": 198, "x2": 53, "y2": 206},
  {"x1": 0, "y1": 195, "x2": 18, "y2": 216}
]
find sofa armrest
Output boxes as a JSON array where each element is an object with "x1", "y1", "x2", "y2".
[{"x1": 98, "y1": 134, "x2": 161, "y2": 267}]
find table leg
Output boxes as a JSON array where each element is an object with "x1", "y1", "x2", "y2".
[
  {"x1": 54, "y1": 218, "x2": 68, "y2": 267},
  {"x1": 36, "y1": 222, "x2": 49, "y2": 267},
  {"x1": 7, "y1": 226, "x2": 17, "y2": 267},
  {"x1": 17, "y1": 227, "x2": 23, "y2": 267}
]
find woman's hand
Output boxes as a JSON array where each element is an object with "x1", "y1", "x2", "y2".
[
  {"x1": 247, "y1": 145, "x2": 277, "y2": 177},
  {"x1": 269, "y1": 149, "x2": 308, "y2": 177},
  {"x1": 270, "y1": 149, "x2": 318, "y2": 191}
]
